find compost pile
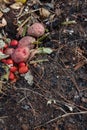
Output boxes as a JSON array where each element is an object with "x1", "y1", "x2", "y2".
[{"x1": 0, "y1": 0, "x2": 87, "y2": 130}]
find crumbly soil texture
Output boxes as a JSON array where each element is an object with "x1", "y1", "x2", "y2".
[{"x1": 0, "y1": 0, "x2": 87, "y2": 130}]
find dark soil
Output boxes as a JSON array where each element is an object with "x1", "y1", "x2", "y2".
[{"x1": 0, "y1": 0, "x2": 87, "y2": 130}]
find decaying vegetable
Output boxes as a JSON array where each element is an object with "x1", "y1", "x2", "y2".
[{"x1": 0, "y1": 21, "x2": 50, "y2": 82}]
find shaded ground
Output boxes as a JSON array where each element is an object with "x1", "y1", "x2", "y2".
[{"x1": 0, "y1": 0, "x2": 87, "y2": 130}]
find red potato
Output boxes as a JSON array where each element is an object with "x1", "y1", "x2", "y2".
[
  {"x1": 27, "y1": 23, "x2": 45, "y2": 37},
  {"x1": 18, "y1": 36, "x2": 35, "y2": 49},
  {"x1": 11, "y1": 47, "x2": 30, "y2": 63},
  {"x1": 4, "y1": 48, "x2": 15, "y2": 55}
]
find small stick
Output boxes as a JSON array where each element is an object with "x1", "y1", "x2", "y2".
[
  {"x1": 0, "y1": 116, "x2": 8, "y2": 119},
  {"x1": 34, "y1": 111, "x2": 87, "y2": 129},
  {"x1": 17, "y1": 16, "x2": 30, "y2": 31}
]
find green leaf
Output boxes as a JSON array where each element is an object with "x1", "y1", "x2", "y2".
[
  {"x1": 0, "y1": 52, "x2": 9, "y2": 60},
  {"x1": 37, "y1": 47, "x2": 53, "y2": 54}
]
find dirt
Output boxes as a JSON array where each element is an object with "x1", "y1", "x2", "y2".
[{"x1": 0, "y1": 0, "x2": 87, "y2": 130}]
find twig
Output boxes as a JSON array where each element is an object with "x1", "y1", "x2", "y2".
[
  {"x1": 17, "y1": 88, "x2": 68, "y2": 113},
  {"x1": 17, "y1": 97, "x2": 26, "y2": 104},
  {"x1": 70, "y1": 75, "x2": 80, "y2": 92},
  {"x1": 58, "y1": 57, "x2": 80, "y2": 92},
  {"x1": 58, "y1": 92, "x2": 87, "y2": 111},
  {"x1": 27, "y1": 100, "x2": 36, "y2": 116},
  {"x1": 17, "y1": 8, "x2": 40, "y2": 20},
  {"x1": 74, "y1": 60, "x2": 86, "y2": 71},
  {"x1": 30, "y1": 59, "x2": 49, "y2": 64},
  {"x1": 80, "y1": 88, "x2": 87, "y2": 91},
  {"x1": 34, "y1": 111, "x2": 87, "y2": 129},
  {"x1": 17, "y1": 88, "x2": 45, "y2": 98},
  {"x1": 0, "y1": 116, "x2": 8, "y2": 119},
  {"x1": 17, "y1": 16, "x2": 31, "y2": 31}
]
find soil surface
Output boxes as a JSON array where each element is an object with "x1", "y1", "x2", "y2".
[{"x1": 0, "y1": 0, "x2": 87, "y2": 130}]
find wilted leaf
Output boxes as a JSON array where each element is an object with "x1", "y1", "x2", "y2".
[
  {"x1": 29, "y1": 47, "x2": 53, "y2": 60},
  {"x1": 22, "y1": 71, "x2": 33, "y2": 86},
  {"x1": 0, "y1": 52, "x2": 9, "y2": 60},
  {"x1": 37, "y1": 47, "x2": 53, "y2": 54},
  {"x1": 10, "y1": 2, "x2": 23, "y2": 9},
  {"x1": 0, "y1": 40, "x2": 5, "y2": 48}
]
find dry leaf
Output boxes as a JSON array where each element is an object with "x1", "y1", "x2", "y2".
[
  {"x1": 2, "y1": 17, "x2": 7, "y2": 25},
  {"x1": 10, "y1": 2, "x2": 23, "y2": 9},
  {"x1": 40, "y1": 8, "x2": 50, "y2": 18},
  {"x1": 3, "y1": 0, "x2": 11, "y2": 4},
  {"x1": 0, "y1": 11, "x2": 3, "y2": 18}
]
